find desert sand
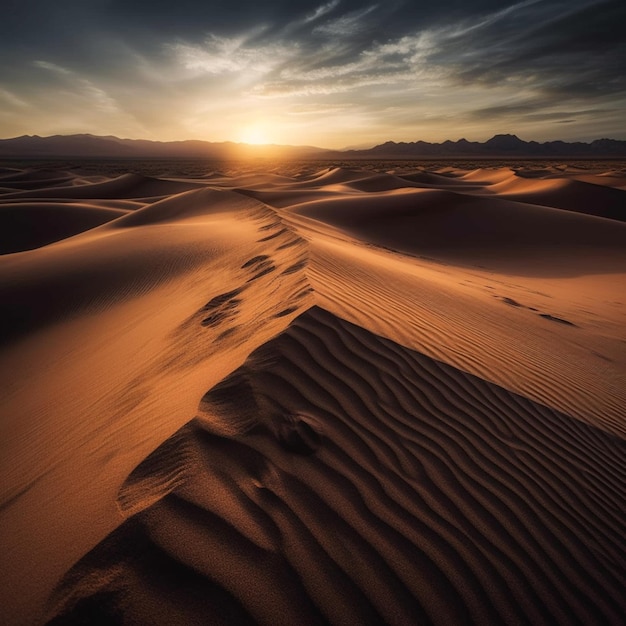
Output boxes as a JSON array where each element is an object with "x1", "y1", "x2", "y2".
[{"x1": 0, "y1": 161, "x2": 625, "y2": 625}]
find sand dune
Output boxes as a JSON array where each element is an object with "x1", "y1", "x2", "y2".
[
  {"x1": 296, "y1": 166, "x2": 370, "y2": 186},
  {"x1": 569, "y1": 173, "x2": 626, "y2": 189},
  {"x1": 459, "y1": 168, "x2": 516, "y2": 184},
  {"x1": 48, "y1": 306, "x2": 626, "y2": 625},
  {"x1": 0, "y1": 162, "x2": 624, "y2": 625},
  {"x1": 0, "y1": 202, "x2": 128, "y2": 254},
  {"x1": 482, "y1": 176, "x2": 626, "y2": 221},
  {"x1": 0, "y1": 169, "x2": 78, "y2": 191},
  {"x1": 0, "y1": 172, "x2": 205, "y2": 201},
  {"x1": 285, "y1": 188, "x2": 625, "y2": 274},
  {"x1": 398, "y1": 170, "x2": 471, "y2": 186}
]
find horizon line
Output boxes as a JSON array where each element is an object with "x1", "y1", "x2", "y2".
[{"x1": 2, "y1": 132, "x2": 626, "y2": 152}]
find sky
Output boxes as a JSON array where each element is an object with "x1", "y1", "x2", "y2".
[{"x1": 1, "y1": 0, "x2": 624, "y2": 149}]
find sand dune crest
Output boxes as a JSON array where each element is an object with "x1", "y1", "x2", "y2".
[
  {"x1": 49, "y1": 307, "x2": 626, "y2": 625},
  {"x1": 0, "y1": 162, "x2": 623, "y2": 625}
]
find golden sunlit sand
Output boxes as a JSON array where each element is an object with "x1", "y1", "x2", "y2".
[{"x1": 0, "y1": 161, "x2": 625, "y2": 624}]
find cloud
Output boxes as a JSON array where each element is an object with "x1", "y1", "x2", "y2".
[
  {"x1": 168, "y1": 34, "x2": 298, "y2": 77},
  {"x1": 443, "y1": 0, "x2": 544, "y2": 39},
  {"x1": 149, "y1": 0, "x2": 626, "y2": 144},
  {"x1": 303, "y1": 0, "x2": 342, "y2": 24},
  {"x1": 443, "y1": 0, "x2": 626, "y2": 95},
  {"x1": 238, "y1": 26, "x2": 440, "y2": 98},
  {"x1": 33, "y1": 60, "x2": 73, "y2": 76},
  {"x1": 466, "y1": 102, "x2": 618, "y2": 123},
  {"x1": 0, "y1": 88, "x2": 30, "y2": 109},
  {"x1": 312, "y1": 4, "x2": 379, "y2": 36},
  {"x1": 1, "y1": 0, "x2": 625, "y2": 144},
  {"x1": 245, "y1": 0, "x2": 626, "y2": 109},
  {"x1": 33, "y1": 60, "x2": 121, "y2": 114}
]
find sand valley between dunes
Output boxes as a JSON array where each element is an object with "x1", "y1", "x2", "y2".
[{"x1": 0, "y1": 160, "x2": 625, "y2": 625}]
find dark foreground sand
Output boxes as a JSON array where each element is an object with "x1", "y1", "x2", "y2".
[{"x1": 0, "y1": 162, "x2": 625, "y2": 624}]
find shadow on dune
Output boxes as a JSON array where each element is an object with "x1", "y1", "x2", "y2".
[{"x1": 48, "y1": 307, "x2": 626, "y2": 625}]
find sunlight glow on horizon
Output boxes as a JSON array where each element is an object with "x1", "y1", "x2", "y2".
[
  {"x1": 238, "y1": 125, "x2": 271, "y2": 145},
  {"x1": 0, "y1": 2, "x2": 624, "y2": 146}
]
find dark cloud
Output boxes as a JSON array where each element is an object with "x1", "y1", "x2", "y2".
[
  {"x1": 100, "y1": 0, "x2": 509, "y2": 41},
  {"x1": 0, "y1": 0, "x2": 624, "y2": 144},
  {"x1": 467, "y1": 103, "x2": 617, "y2": 122},
  {"x1": 0, "y1": 1, "x2": 544, "y2": 65},
  {"x1": 448, "y1": 0, "x2": 626, "y2": 96}
]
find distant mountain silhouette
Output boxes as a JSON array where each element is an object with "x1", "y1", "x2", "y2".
[
  {"x1": 0, "y1": 134, "x2": 328, "y2": 159},
  {"x1": 338, "y1": 134, "x2": 626, "y2": 158},
  {"x1": 0, "y1": 133, "x2": 625, "y2": 158}
]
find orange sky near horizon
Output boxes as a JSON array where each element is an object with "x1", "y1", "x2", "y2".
[{"x1": 0, "y1": 1, "x2": 625, "y2": 149}]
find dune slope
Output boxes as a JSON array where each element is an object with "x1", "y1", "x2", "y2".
[
  {"x1": 0, "y1": 162, "x2": 624, "y2": 625},
  {"x1": 49, "y1": 306, "x2": 626, "y2": 625}
]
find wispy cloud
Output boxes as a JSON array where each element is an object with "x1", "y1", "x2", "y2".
[
  {"x1": 1, "y1": 0, "x2": 624, "y2": 144},
  {"x1": 168, "y1": 34, "x2": 297, "y2": 77},
  {"x1": 246, "y1": 29, "x2": 439, "y2": 97},
  {"x1": 0, "y1": 88, "x2": 30, "y2": 109},
  {"x1": 34, "y1": 60, "x2": 121, "y2": 113},
  {"x1": 241, "y1": 0, "x2": 626, "y2": 108},
  {"x1": 444, "y1": 0, "x2": 544, "y2": 39},
  {"x1": 33, "y1": 60, "x2": 73, "y2": 76},
  {"x1": 312, "y1": 4, "x2": 378, "y2": 36},
  {"x1": 303, "y1": 0, "x2": 341, "y2": 24}
]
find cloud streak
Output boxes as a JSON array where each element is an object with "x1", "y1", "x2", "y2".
[
  {"x1": 0, "y1": 0, "x2": 624, "y2": 146},
  {"x1": 303, "y1": 0, "x2": 342, "y2": 24},
  {"x1": 169, "y1": 35, "x2": 297, "y2": 77}
]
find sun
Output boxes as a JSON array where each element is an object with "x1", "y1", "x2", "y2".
[{"x1": 239, "y1": 126, "x2": 270, "y2": 145}]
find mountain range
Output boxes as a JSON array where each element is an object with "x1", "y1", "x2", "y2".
[
  {"x1": 0, "y1": 134, "x2": 327, "y2": 159},
  {"x1": 1, "y1": 133, "x2": 625, "y2": 159},
  {"x1": 334, "y1": 134, "x2": 626, "y2": 158}
]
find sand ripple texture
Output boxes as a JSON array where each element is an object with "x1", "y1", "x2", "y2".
[
  {"x1": 0, "y1": 161, "x2": 624, "y2": 625},
  {"x1": 51, "y1": 307, "x2": 626, "y2": 625}
]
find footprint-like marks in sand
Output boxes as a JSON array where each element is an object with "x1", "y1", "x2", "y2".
[
  {"x1": 193, "y1": 206, "x2": 314, "y2": 341},
  {"x1": 247, "y1": 263, "x2": 277, "y2": 282},
  {"x1": 281, "y1": 259, "x2": 308, "y2": 276},
  {"x1": 499, "y1": 296, "x2": 522, "y2": 307},
  {"x1": 274, "y1": 306, "x2": 300, "y2": 318},
  {"x1": 56, "y1": 307, "x2": 626, "y2": 625},
  {"x1": 240, "y1": 253, "x2": 278, "y2": 283},
  {"x1": 200, "y1": 308, "x2": 237, "y2": 328},
  {"x1": 539, "y1": 313, "x2": 576, "y2": 326},
  {"x1": 495, "y1": 294, "x2": 577, "y2": 327},
  {"x1": 257, "y1": 227, "x2": 288, "y2": 242},
  {"x1": 201, "y1": 288, "x2": 244, "y2": 311},
  {"x1": 241, "y1": 255, "x2": 270, "y2": 269},
  {"x1": 200, "y1": 288, "x2": 244, "y2": 328},
  {"x1": 276, "y1": 238, "x2": 302, "y2": 251},
  {"x1": 257, "y1": 220, "x2": 282, "y2": 231}
]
